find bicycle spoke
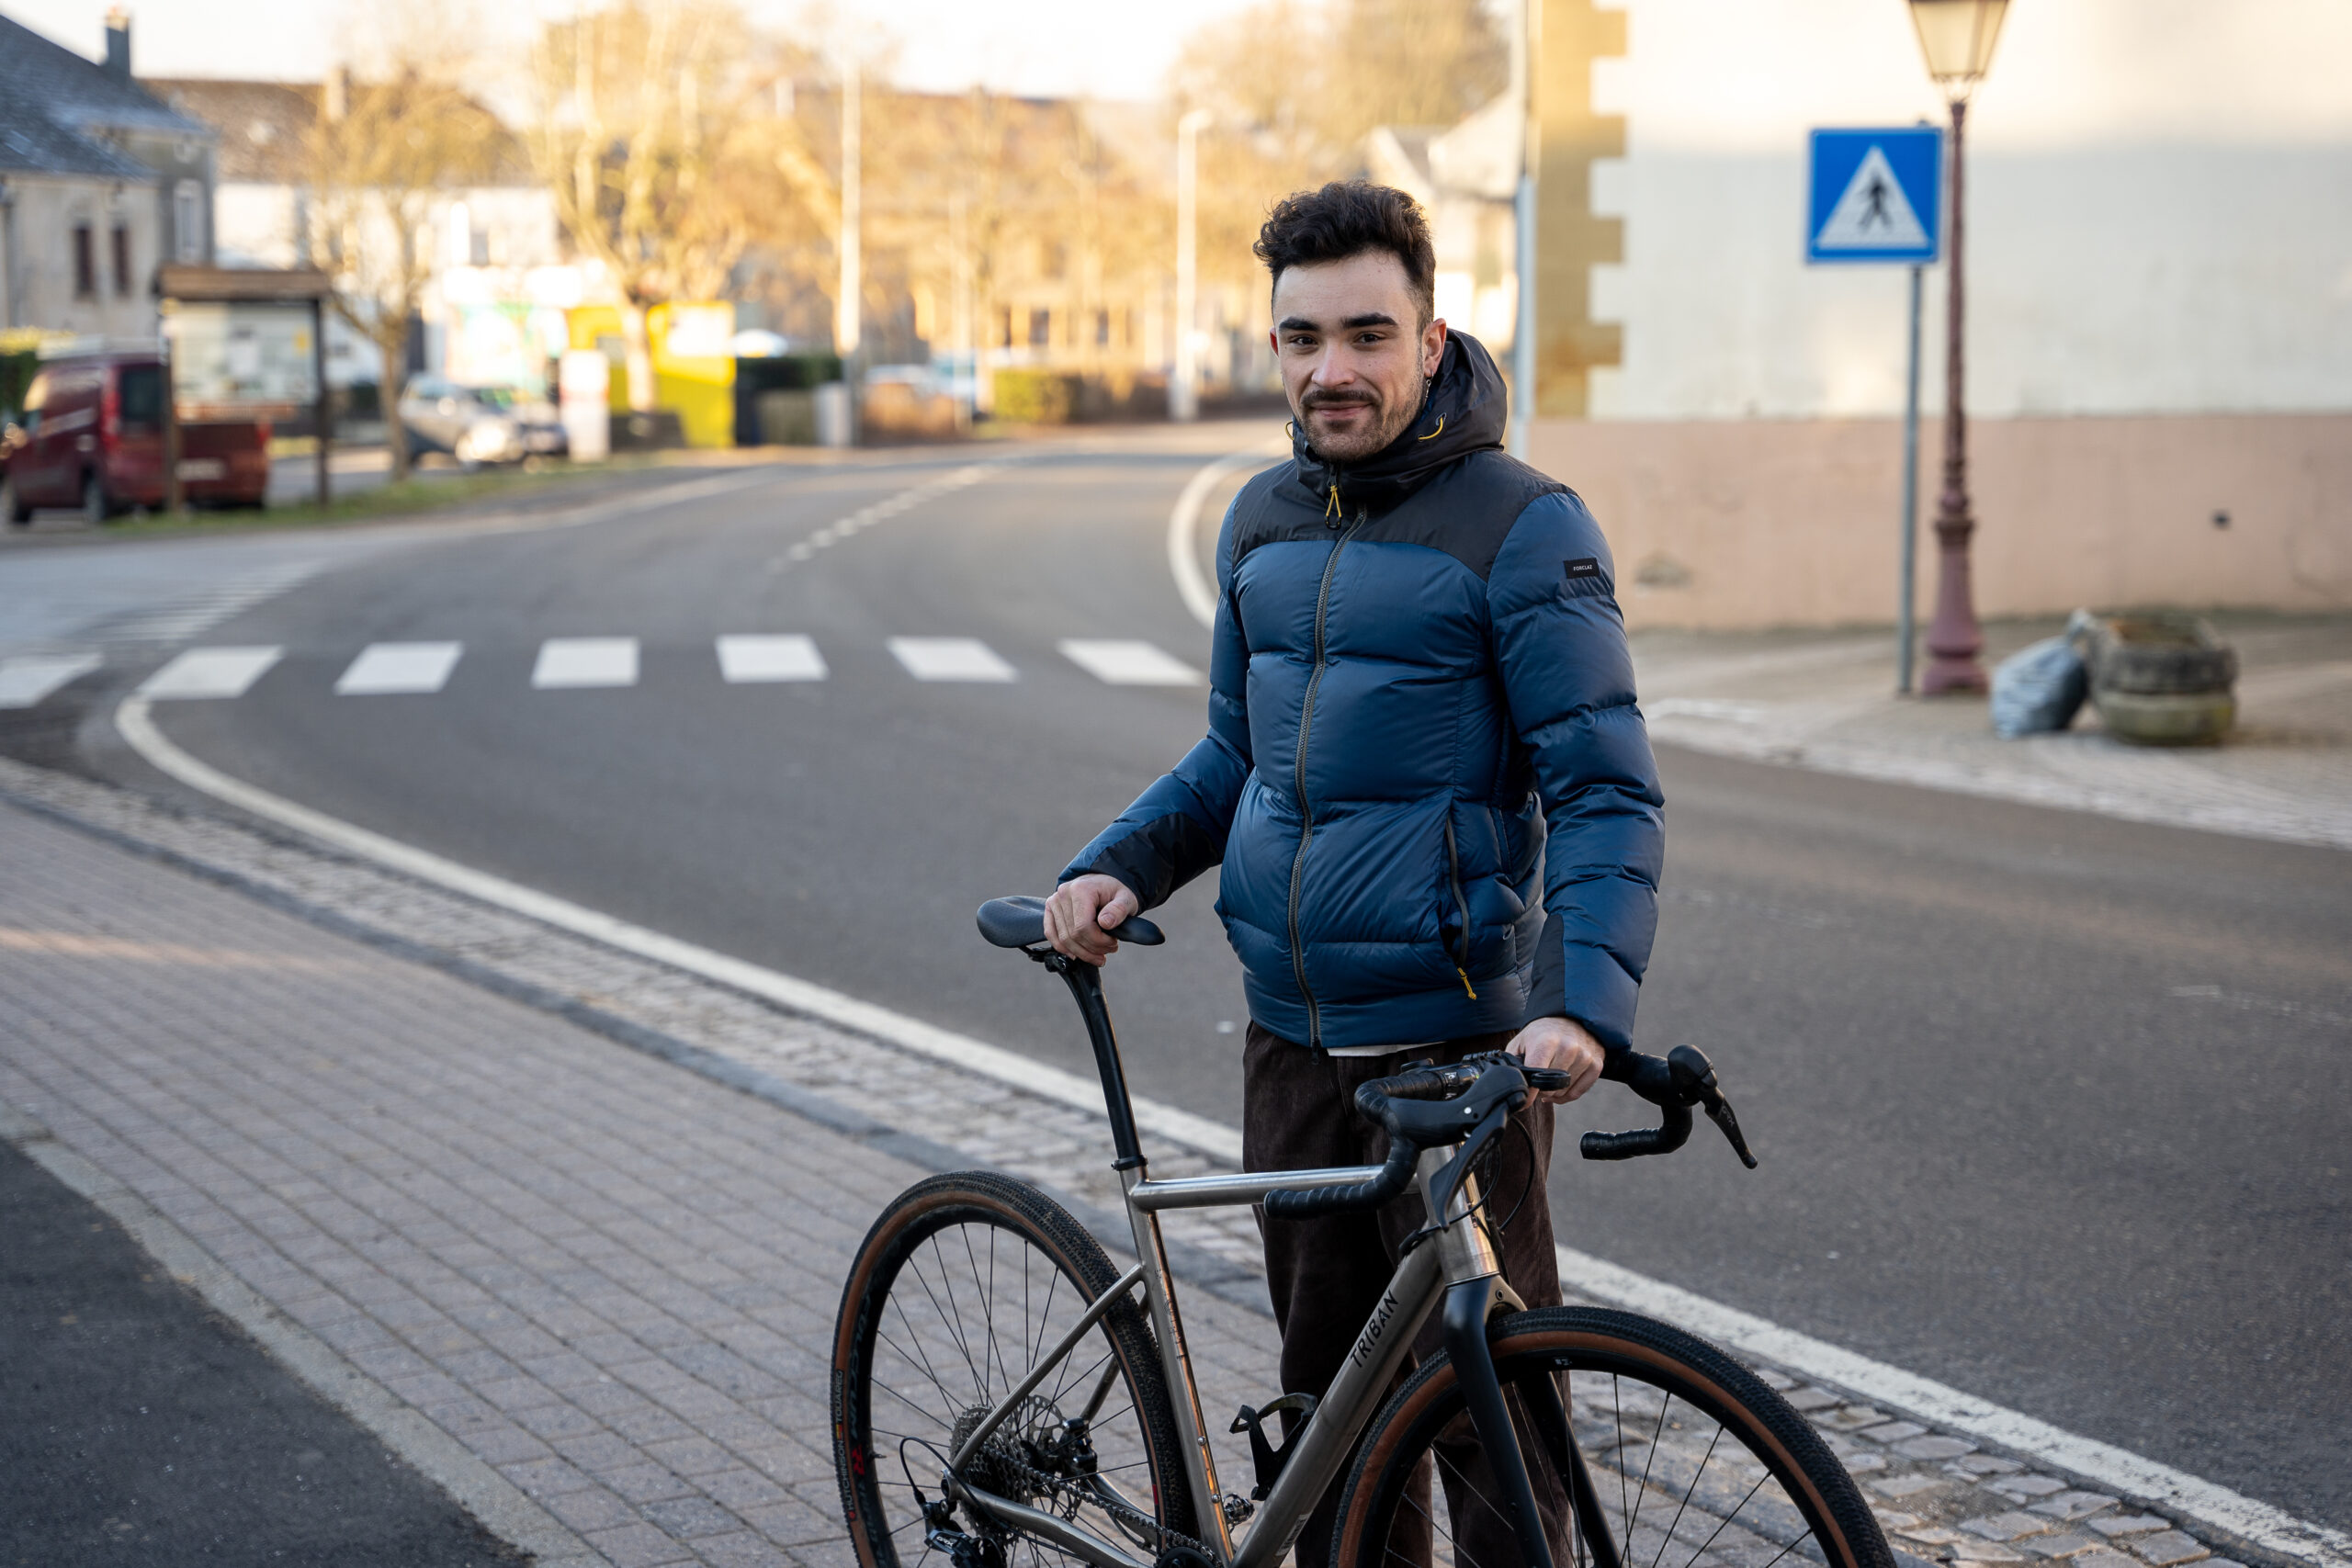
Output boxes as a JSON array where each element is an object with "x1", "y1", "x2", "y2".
[{"x1": 1646, "y1": 1417, "x2": 1723, "y2": 1568}]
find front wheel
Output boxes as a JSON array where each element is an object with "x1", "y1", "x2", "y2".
[
  {"x1": 832, "y1": 1171, "x2": 1200, "y2": 1568},
  {"x1": 1334, "y1": 1306, "x2": 1892, "y2": 1568}
]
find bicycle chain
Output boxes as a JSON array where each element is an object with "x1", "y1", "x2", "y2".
[{"x1": 975, "y1": 1450, "x2": 1217, "y2": 1562}]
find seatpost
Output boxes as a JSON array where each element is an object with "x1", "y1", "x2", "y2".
[{"x1": 1051, "y1": 958, "x2": 1146, "y2": 1170}]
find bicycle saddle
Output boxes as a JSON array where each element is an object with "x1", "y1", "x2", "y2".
[{"x1": 976, "y1": 895, "x2": 1165, "y2": 950}]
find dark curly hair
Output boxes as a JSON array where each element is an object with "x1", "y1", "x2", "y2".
[{"x1": 1254, "y1": 182, "x2": 1438, "y2": 324}]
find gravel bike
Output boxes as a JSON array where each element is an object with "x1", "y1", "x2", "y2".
[{"x1": 831, "y1": 897, "x2": 1893, "y2": 1568}]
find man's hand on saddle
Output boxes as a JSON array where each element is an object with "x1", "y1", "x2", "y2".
[
  {"x1": 1044, "y1": 874, "x2": 1141, "y2": 967},
  {"x1": 1509, "y1": 1015, "x2": 1604, "y2": 1104}
]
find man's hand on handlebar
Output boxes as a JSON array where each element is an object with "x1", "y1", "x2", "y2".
[
  {"x1": 1507, "y1": 1016, "x2": 1604, "y2": 1104},
  {"x1": 1043, "y1": 874, "x2": 1141, "y2": 967}
]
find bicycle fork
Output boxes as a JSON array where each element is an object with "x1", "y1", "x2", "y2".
[{"x1": 1432, "y1": 1151, "x2": 1623, "y2": 1568}]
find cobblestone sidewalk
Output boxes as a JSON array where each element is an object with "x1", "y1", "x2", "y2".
[
  {"x1": 0, "y1": 758, "x2": 2312, "y2": 1568},
  {"x1": 1633, "y1": 615, "x2": 2352, "y2": 852}
]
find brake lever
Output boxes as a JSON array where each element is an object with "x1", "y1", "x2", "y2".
[{"x1": 1667, "y1": 1044, "x2": 1759, "y2": 1169}]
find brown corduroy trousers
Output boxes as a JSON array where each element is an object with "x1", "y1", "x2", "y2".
[{"x1": 1241, "y1": 1023, "x2": 1567, "y2": 1568}]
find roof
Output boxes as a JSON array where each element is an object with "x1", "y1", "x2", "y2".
[
  {"x1": 0, "y1": 13, "x2": 211, "y2": 179},
  {"x1": 146, "y1": 79, "x2": 317, "y2": 183}
]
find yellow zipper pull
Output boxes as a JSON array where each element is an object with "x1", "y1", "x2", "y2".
[
  {"x1": 1455, "y1": 966, "x2": 1478, "y2": 1000},
  {"x1": 1325, "y1": 481, "x2": 1340, "y2": 519}
]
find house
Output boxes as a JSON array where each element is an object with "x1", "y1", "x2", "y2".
[
  {"x1": 146, "y1": 73, "x2": 567, "y2": 400},
  {"x1": 0, "y1": 8, "x2": 215, "y2": 336},
  {"x1": 1364, "y1": 93, "x2": 1523, "y2": 353}
]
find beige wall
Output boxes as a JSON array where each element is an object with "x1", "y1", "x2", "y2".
[
  {"x1": 1532, "y1": 412, "x2": 2352, "y2": 629},
  {"x1": 1, "y1": 174, "x2": 164, "y2": 338}
]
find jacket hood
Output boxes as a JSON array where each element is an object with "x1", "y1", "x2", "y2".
[{"x1": 1290, "y1": 329, "x2": 1509, "y2": 513}]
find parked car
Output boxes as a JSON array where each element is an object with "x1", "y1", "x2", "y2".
[
  {"x1": 397, "y1": 378, "x2": 567, "y2": 465},
  {"x1": 1, "y1": 350, "x2": 269, "y2": 525}
]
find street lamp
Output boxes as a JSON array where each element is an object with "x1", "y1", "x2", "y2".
[
  {"x1": 1906, "y1": 0, "x2": 2007, "y2": 694},
  {"x1": 1170, "y1": 109, "x2": 1211, "y2": 423}
]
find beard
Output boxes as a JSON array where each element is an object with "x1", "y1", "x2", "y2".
[{"x1": 1299, "y1": 375, "x2": 1427, "y2": 464}]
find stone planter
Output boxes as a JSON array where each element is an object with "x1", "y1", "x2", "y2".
[{"x1": 2070, "y1": 611, "x2": 2238, "y2": 746}]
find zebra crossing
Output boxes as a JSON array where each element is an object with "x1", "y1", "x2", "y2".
[{"x1": 0, "y1": 634, "x2": 1206, "y2": 709}]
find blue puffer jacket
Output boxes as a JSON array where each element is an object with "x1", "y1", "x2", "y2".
[{"x1": 1063, "y1": 333, "x2": 1664, "y2": 1052}]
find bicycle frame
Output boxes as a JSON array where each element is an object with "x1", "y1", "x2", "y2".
[{"x1": 947, "y1": 960, "x2": 1520, "y2": 1568}]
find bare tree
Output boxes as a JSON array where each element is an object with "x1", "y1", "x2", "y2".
[
  {"x1": 1170, "y1": 0, "x2": 1508, "y2": 292},
  {"x1": 526, "y1": 0, "x2": 760, "y2": 411},
  {"x1": 306, "y1": 28, "x2": 501, "y2": 481}
]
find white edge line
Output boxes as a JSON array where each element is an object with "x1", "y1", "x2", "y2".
[
  {"x1": 114, "y1": 695, "x2": 1244, "y2": 1168},
  {"x1": 1167, "y1": 442, "x2": 1285, "y2": 630},
  {"x1": 0, "y1": 1100, "x2": 592, "y2": 1564},
  {"x1": 110, "y1": 694, "x2": 2349, "y2": 1568},
  {"x1": 1556, "y1": 1244, "x2": 2351, "y2": 1568}
]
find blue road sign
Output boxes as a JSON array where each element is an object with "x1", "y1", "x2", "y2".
[{"x1": 1807, "y1": 127, "x2": 1942, "y2": 265}]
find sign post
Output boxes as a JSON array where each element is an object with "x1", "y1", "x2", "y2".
[{"x1": 1806, "y1": 126, "x2": 1942, "y2": 694}]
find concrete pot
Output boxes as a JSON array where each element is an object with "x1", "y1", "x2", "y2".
[{"x1": 2070, "y1": 611, "x2": 2238, "y2": 746}]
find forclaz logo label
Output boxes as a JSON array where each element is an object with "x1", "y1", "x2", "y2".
[{"x1": 1349, "y1": 1285, "x2": 1403, "y2": 1370}]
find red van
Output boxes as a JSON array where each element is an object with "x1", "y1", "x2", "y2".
[{"x1": 1, "y1": 350, "x2": 271, "y2": 524}]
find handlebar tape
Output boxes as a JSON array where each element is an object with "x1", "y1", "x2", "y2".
[{"x1": 1261, "y1": 1062, "x2": 1494, "y2": 1220}]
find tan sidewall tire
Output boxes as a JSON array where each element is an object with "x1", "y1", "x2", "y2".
[
  {"x1": 831, "y1": 1171, "x2": 1197, "y2": 1568},
  {"x1": 1332, "y1": 1306, "x2": 1892, "y2": 1568}
]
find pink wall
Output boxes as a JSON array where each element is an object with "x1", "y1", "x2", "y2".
[{"x1": 1533, "y1": 413, "x2": 2352, "y2": 629}]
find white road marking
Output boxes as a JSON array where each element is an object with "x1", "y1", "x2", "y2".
[
  {"x1": 0, "y1": 653, "x2": 102, "y2": 709},
  {"x1": 137, "y1": 646, "x2": 284, "y2": 700},
  {"x1": 107, "y1": 688, "x2": 2352, "y2": 1568},
  {"x1": 1058, "y1": 638, "x2": 1204, "y2": 686},
  {"x1": 531, "y1": 637, "x2": 638, "y2": 689},
  {"x1": 335, "y1": 641, "x2": 464, "y2": 695},
  {"x1": 888, "y1": 637, "x2": 1015, "y2": 682},
  {"x1": 717, "y1": 635, "x2": 827, "y2": 683},
  {"x1": 768, "y1": 462, "x2": 1003, "y2": 575},
  {"x1": 1166, "y1": 440, "x2": 1287, "y2": 628}
]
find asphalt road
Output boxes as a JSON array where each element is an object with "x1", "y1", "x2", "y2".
[
  {"x1": 0, "y1": 1137, "x2": 521, "y2": 1566},
  {"x1": 21, "y1": 445, "x2": 2351, "y2": 1532}
]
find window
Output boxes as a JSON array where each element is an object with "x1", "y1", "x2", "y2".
[
  {"x1": 111, "y1": 224, "x2": 132, "y2": 297},
  {"x1": 117, "y1": 364, "x2": 164, "y2": 433},
  {"x1": 1095, "y1": 310, "x2": 1111, "y2": 347},
  {"x1": 1028, "y1": 309, "x2": 1051, "y2": 347},
  {"x1": 73, "y1": 225, "x2": 96, "y2": 299},
  {"x1": 174, "y1": 180, "x2": 204, "y2": 264}
]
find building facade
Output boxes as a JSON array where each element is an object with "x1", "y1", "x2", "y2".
[
  {"x1": 1530, "y1": 0, "x2": 2352, "y2": 626},
  {"x1": 0, "y1": 11, "x2": 215, "y2": 338}
]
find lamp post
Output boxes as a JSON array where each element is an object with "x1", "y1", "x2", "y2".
[
  {"x1": 1170, "y1": 109, "x2": 1211, "y2": 423},
  {"x1": 1906, "y1": 0, "x2": 2007, "y2": 694}
]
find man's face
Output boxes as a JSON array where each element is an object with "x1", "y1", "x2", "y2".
[{"x1": 1270, "y1": 250, "x2": 1448, "y2": 465}]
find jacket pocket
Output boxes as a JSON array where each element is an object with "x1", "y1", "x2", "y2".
[{"x1": 1440, "y1": 815, "x2": 1477, "y2": 998}]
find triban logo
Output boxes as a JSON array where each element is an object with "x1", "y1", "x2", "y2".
[
  {"x1": 1350, "y1": 1286, "x2": 1403, "y2": 1368},
  {"x1": 1815, "y1": 145, "x2": 1929, "y2": 252}
]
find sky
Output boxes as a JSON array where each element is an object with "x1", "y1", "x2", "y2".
[{"x1": 0, "y1": 0, "x2": 1261, "y2": 98}]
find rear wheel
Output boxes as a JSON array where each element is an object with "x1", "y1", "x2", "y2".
[
  {"x1": 833, "y1": 1171, "x2": 1199, "y2": 1568},
  {"x1": 1334, "y1": 1307, "x2": 1890, "y2": 1568}
]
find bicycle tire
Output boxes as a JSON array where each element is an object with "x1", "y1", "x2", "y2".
[
  {"x1": 832, "y1": 1170, "x2": 1200, "y2": 1568},
  {"x1": 1333, "y1": 1305, "x2": 1892, "y2": 1568}
]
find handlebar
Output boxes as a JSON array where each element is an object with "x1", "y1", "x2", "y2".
[
  {"x1": 1265, "y1": 1044, "x2": 1757, "y2": 1221},
  {"x1": 1262, "y1": 1055, "x2": 1566, "y2": 1220},
  {"x1": 1580, "y1": 1044, "x2": 1758, "y2": 1169}
]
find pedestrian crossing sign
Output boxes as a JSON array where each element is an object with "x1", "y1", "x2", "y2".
[{"x1": 1807, "y1": 127, "x2": 1942, "y2": 265}]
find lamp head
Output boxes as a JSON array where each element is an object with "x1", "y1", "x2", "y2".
[{"x1": 1908, "y1": 0, "x2": 2009, "y2": 98}]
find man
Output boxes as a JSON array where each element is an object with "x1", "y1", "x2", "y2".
[{"x1": 1045, "y1": 181, "x2": 1663, "y2": 1562}]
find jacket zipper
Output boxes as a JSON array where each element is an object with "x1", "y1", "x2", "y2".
[
  {"x1": 1442, "y1": 816, "x2": 1477, "y2": 999},
  {"x1": 1286, "y1": 509, "x2": 1362, "y2": 1047}
]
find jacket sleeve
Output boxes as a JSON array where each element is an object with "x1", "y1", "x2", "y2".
[
  {"x1": 1057, "y1": 496, "x2": 1254, "y2": 908},
  {"x1": 1486, "y1": 491, "x2": 1665, "y2": 1052}
]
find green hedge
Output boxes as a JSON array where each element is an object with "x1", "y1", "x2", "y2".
[{"x1": 990, "y1": 368, "x2": 1078, "y2": 424}]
